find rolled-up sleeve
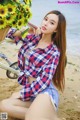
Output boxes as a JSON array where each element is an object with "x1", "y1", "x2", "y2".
[
  {"x1": 6, "y1": 28, "x2": 35, "y2": 45},
  {"x1": 20, "y1": 51, "x2": 60, "y2": 101},
  {"x1": 6, "y1": 28, "x2": 23, "y2": 44}
]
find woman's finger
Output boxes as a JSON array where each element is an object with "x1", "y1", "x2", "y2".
[
  {"x1": 35, "y1": 27, "x2": 41, "y2": 35},
  {"x1": 28, "y1": 27, "x2": 36, "y2": 34}
]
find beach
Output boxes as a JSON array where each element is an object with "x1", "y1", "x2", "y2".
[
  {"x1": 0, "y1": 39, "x2": 80, "y2": 120},
  {"x1": 0, "y1": 0, "x2": 80, "y2": 119}
]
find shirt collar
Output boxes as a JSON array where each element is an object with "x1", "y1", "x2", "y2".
[{"x1": 36, "y1": 34, "x2": 54, "y2": 52}]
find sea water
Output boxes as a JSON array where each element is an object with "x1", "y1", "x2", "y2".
[{"x1": 29, "y1": 0, "x2": 80, "y2": 56}]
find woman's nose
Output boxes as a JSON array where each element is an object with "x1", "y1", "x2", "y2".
[{"x1": 44, "y1": 21, "x2": 48, "y2": 26}]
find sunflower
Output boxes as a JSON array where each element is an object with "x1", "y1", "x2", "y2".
[
  {"x1": 23, "y1": 18, "x2": 28, "y2": 26},
  {"x1": 0, "y1": 5, "x2": 8, "y2": 18},
  {"x1": 0, "y1": 18, "x2": 6, "y2": 29},
  {"x1": 7, "y1": 4, "x2": 16, "y2": 14},
  {"x1": 23, "y1": 0, "x2": 31, "y2": 5},
  {"x1": 26, "y1": 11, "x2": 32, "y2": 20},
  {"x1": 17, "y1": 19, "x2": 24, "y2": 29},
  {"x1": 12, "y1": 20, "x2": 17, "y2": 28},
  {"x1": 6, "y1": 15, "x2": 16, "y2": 25},
  {"x1": 23, "y1": 5, "x2": 30, "y2": 13},
  {"x1": 0, "y1": 0, "x2": 32, "y2": 30},
  {"x1": 18, "y1": 13, "x2": 24, "y2": 20},
  {"x1": 23, "y1": 5, "x2": 32, "y2": 19}
]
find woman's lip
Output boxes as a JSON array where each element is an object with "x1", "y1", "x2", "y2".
[{"x1": 41, "y1": 26, "x2": 47, "y2": 30}]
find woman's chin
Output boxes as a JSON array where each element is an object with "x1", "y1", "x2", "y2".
[{"x1": 41, "y1": 30, "x2": 47, "y2": 34}]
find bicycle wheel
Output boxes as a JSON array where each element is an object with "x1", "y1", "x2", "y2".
[{"x1": 6, "y1": 62, "x2": 19, "y2": 79}]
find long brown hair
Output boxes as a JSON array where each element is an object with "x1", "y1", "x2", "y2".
[{"x1": 45, "y1": 10, "x2": 66, "y2": 92}]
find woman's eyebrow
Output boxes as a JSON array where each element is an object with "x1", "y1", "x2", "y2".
[
  {"x1": 50, "y1": 19, "x2": 56, "y2": 23},
  {"x1": 44, "y1": 16, "x2": 56, "y2": 23},
  {"x1": 45, "y1": 16, "x2": 56, "y2": 23}
]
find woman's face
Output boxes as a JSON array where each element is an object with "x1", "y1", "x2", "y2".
[{"x1": 41, "y1": 13, "x2": 59, "y2": 35}]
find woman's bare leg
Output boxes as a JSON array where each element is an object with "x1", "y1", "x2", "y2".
[
  {"x1": 25, "y1": 94, "x2": 61, "y2": 120},
  {"x1": 0, "y1": 92, "x2": 32, "y2": 120}
]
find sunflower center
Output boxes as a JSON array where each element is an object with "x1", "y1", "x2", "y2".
[
  {"x1": 13, "y1": 21, "x2": 16, "y2": 24},
  {"x1": 27, "y1": 14, "x2": 30, "y2": 18},
  {"x1": 0, "y1": 10, "x2": 4, "y2": 14},
  {"x1": 18, "y1": 21, "x2": 22, "y2": 26},
  {"x1": 19, "y1": 15, "x2": 22, "y2": 19},
  {"x1": 6, "y1": 16, "x2": 11, "y2": 20},
  {"x1": 26, "y1": 9, "x2": 28, "y2": 11},
  {"x1": 8, "y1": 8, "x2": 12, "y2": 12},
  {"x1": 0, "y1": 20, "x2": 4, "y2": 25}
]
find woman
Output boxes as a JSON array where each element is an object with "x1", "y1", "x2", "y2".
[{"x1": 0, "y1": 10, "x2": 66, "y2": 120}]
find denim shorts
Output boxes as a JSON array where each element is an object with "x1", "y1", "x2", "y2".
[{"x1": 30, "y1": 82, "x2": 59, "y2": 111}]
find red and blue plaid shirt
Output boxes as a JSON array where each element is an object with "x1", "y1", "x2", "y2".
[{"x1": 7, "y1": 28, "x2": 60, "y2": 101}]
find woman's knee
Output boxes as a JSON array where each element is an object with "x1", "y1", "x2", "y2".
[
  {"x1": 25, "y1": 116, "x2": 61, "y2": 120},
  {"x1": 25, "y1": 117, "x2": 50, "y2": 120},
  {"x1": 25, "y1": 94, "x2": 58, "y2": 120}
]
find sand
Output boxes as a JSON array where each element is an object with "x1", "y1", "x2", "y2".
[{"x1": 0, "y1": 39, "x2": 80, "y2": 120}]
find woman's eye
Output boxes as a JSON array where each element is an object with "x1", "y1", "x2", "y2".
[
  {"x1": 44, "y1": 17, "x2": 47, "y2": 21},
  {"x1": 51, "y1": 22, "x2": 54, "y2": 25}
]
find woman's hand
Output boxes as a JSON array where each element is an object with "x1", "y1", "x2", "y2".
[
  {"x1": 28, "y1": 27, "x2": 41, "y2": 35},
  {"x1": 12, "y1": 26, "x2": 41, "y2": 37}
]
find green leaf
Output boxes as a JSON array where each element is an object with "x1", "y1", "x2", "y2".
[{"x1": 21, "y1": 28, "x2": 29, "y2": 36}]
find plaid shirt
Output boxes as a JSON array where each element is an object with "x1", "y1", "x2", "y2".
[{"x1": 7, "y1": 29, "x2": 60, "y2": 101}]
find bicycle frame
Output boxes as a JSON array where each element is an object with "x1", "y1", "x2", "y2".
[{"x1": 0, "y1": 53, "x2": 19, "y2": 75}]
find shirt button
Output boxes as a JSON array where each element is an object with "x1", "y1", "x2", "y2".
[
  {"x1": 25, "y1": 59, "x2": 28, "y2": 65},
  {"x1": 26, "y1": 72, "x2": 29, "y2": 76}
]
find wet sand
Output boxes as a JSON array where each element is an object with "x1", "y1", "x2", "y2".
[{"x1": 0, "y1": 39, "x2": 80, "y2": 120}]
